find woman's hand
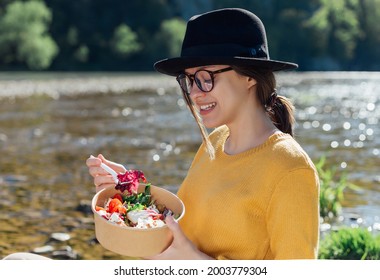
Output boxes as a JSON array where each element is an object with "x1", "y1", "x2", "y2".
[
  {"x1": 146, "y1": 216, "x2": 213, "y2": 260},
  {"x1": 86, "y1": 154, "x2": 126, "y2": 193}
]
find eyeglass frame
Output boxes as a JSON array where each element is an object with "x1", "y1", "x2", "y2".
[{"x1": 176, "y1": 66, "x2": 233, "y2": 95}]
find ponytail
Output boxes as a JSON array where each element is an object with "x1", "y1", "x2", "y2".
[
  {"x1": 266, "y1": 93, "x2": 295, "y2": 136},
  {"x1": 232, "y1": 66, "x2": 295, "y2": 136}
]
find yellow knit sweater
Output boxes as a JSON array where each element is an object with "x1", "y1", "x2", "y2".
[{"x1": 177, "y1": 126, "x2": 320, "y2": 260}]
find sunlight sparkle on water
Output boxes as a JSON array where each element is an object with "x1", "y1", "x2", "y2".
[
  {"x1": 156, "y1": 87, "x2": 165, "y2": 96},
  {"x1": 306, "y1": 106, "x2": 317, "y2": 115},
  {"x1": 331, "y1": 141, "x2": 339, "y2": 148},
  {"x1": 367, "y1": 103, "x2": 375, "y2": 111},
  {"x1": 303, "y1": 121, "x2": 312, "y2": 129},
  {"x1": 358, "y1": 123, "x2": 366, "y2": 130},
  {"x1": 343, "y1": 122, "x2": 351, "y2": 130},
  {"x1": 322, "y1": 123, "x2": 332, "y2": 131},
  {"x1": 366, "y1": 128, "x2": 374, "y2": 136},
  {"x1": 177, "y1": 98, "x2": 185, "y2": 107},
  {"x1": 353, "y1": 141, "x2": 364, "y2": 148},
  {"x1": 153, "y1": 154, "x2": 160, "y2": 161},
  {"x1": 344, "y1": 139, "x2": 351, "y2": 147},
  {"x1": 122, "y1": 107, "x2": 133, "y2": 116},
  {"x1": 312, "y1": 121, "x2": 320, "y2": 128}
]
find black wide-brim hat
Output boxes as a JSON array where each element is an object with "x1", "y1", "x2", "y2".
[{"x1": 154, "y1": 8, "x2": 298, "y2": 76}]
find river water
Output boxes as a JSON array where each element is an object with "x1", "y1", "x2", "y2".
[{"x1": 0, "y1": 72, "x2": 379, "y2": 259}]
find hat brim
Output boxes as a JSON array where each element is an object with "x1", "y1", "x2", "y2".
[{"x1": 154, "y1": 56, "x2": 298, "y2": 76}]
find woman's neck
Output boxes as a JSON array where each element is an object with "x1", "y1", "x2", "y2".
[{"x1": 224, "y1": 110, "x2": 280, "y2": 155}]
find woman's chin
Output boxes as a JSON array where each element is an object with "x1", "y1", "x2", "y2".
[{"x1": 203, "y1": 120, "x2": 221, "y2": 129}]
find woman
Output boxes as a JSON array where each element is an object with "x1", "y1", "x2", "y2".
[{"x1": 87, "y1": 8, "x2": 320, "y2": 260}]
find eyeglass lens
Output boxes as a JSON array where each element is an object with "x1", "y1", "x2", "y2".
[
  {"x1": 177, "y1": 70, "x2": 214, "y2": 94},
  {"x1": 177, "y1": 67, "x2": 233, "y2": 95},
  {"x1": 177, "y1": 74, "x2": 192, "y2": 94}
]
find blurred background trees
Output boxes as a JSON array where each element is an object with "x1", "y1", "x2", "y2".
[
  {"x1": 0, "y1": 0, "x2": 58, "y2": 69},
  {"x1": 0, "y1": 0, "x2": 379, "y2": 71}
]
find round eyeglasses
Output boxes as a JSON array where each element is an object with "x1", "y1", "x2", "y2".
[{"x1": 176, "y1": 67, "x2": 233, "y2": 95}]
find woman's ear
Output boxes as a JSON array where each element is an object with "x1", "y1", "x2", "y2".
[{"x1": 247, "y1": 76, "x2": 257, "y2": 89}]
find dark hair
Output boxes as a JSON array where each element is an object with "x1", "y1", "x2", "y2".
[
  {"x1": 232, "y1": 66, "x2": 295, "y2": 136},
  {"x1": 182, "y1": 89, "x2": 216, "y2": 159}
]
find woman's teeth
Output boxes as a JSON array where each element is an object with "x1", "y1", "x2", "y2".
[{"x1": 200, "y1": 102, "x2": 216, "y2": 110}]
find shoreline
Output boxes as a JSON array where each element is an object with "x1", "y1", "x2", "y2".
[
  {"x1": 1, "y1": 71, "x2": 380, "y2": 98},
  {"x1": 0, "y1": 73, "x2": 177, "y2": 98}
]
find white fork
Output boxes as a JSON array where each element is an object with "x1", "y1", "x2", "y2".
[
  {"x1": 90, "y1": 155, "x2": 133, "y2": 185},
  {"x1": 90, "y1": 155, "x2": 119, "y2": 184}
]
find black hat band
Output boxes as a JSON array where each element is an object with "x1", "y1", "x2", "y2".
[{"x1": 182, "y1": 44, "x2": 268, "y2": 59}]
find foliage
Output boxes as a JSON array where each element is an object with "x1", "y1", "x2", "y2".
[
  {"x1": 73, "y1": 44, "x2": 89, "y2": 63},
  {"x1": 318, "y1": 227, "x2": 380, "y2": 260},
  {"x1": 0, "y1": 0, "x2": 58, "y2": 69},
  {"x1": 154, "y1": 18, "x2": 186, "y2": 58},
  {"x1": 305, "y1": 0, "x2": 361, "y2": 66},
  {"x1": 0, "y1": 0, "x2": 379, "y2": 70},
  {"x1": 354, "y1": 0, "x2": 380, "y2": 69},
  {"x1": 111, "y1": 24, "x2": 141, "y2": 58},
  {"x1": 315, "y1": 156, "x2": 360, "y2": 221}
]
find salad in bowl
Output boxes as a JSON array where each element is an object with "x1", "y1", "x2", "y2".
[
  {"x1": 95, "y1": 183, "x2": 175, "y2": 229},
  {"x1": 91, "y1": 167, "x2": 185, "y2": 257}
]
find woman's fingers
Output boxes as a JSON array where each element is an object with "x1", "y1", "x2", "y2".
[
  {"x1": 86, "y1": 154, "x2": 127, "y2": 193},
  {"x1": 86, "y1": 156, "x2": 101, "y2": 168},
  {"x1": 165, "y1": 216, "x2": 186, "y2": 243},
  {"x1": 93, "y1": 171, "x2": 116, "y2": 193},
  {"x1": 97, "y1": 154, "x2": 126, "y2": 174},
  {"x1": 88, "y1": 166, "x2": 106, "y2": 177},
  {"x1": 86, "y1": 157, "x2": 107, "y2": 178},
  {"x1": 94, "y1": 174, "x2": 115, "y2": 186},
  {"x1": 95, "y1": 182, "x2": 115, "y2": 193},
  {"x1": 86, "y1": 155, "x2": 114, "y2": 192},
  {"x1": 86, "y1": 154, "x2": 126, "y2": 177}
]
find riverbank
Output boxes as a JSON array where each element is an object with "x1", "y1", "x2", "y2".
[
  {"x1": 1, "y1": 71, "x2": 380, "y2": 98},
  {"x1": 0, "y1": 72, "x2": 176, "y2": 98}
]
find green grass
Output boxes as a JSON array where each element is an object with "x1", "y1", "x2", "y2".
[
  {"x1": 318, "y1": 227, "x2": 380, "y2": 260},
  {"x1": 315, "y1": 156, "x2": 360, "y2": 221},
  {"x1": 314, "y1": 157, "x2": 380, "y2": 259}
]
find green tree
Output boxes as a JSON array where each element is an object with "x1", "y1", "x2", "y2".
[
  {"x1": 74, "y1": 44, "x2": 89, "y2": 63},
  {"x1": 355, "y1": 0, "x2": 380, "y2": 69},
  {"x1": 267, "y1": 1, "x2": 319, "y2": 69},
  {"x1": 154, "y1": 18, "x2": 186, "y2": 58},
  {"x1": 0, "y1": 0, "x2": 378, "y2": 71},
  {"x1": 305, "y1": 0, "x2": 361, "y2": 67},
  {"x1": 111, "y1": 24, "x2": 141, "y2": 58},
  {"x1": 0, "y1": 0, "x2": 58, "y2": 70}
]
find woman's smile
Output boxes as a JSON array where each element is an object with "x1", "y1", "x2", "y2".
[{"x1": 199, "y1": 102, "x2": 217, "y2": 115}]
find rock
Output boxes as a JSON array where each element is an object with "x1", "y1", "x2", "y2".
[
  {"x1": 0, "y1": 175, "x2": 28, "y2": 186},
  {"x1": 50, "y1": 232, "x2": 71, "y2": 242},
  {"x1": 76, "y1": 200, "x2": 92, "y2": 215},
  {"x1": 347, "y1": 213, "x2": 361, "y2": 222},
  {"x1": 32, "y1": 245, "x2": 54, "y2": 254},
  {"x1": 88, "y1": 236, "x2": 99, "y2": 245},
  {"x1": 52, "y1": 246, "x2": 79, "y2": 260}
]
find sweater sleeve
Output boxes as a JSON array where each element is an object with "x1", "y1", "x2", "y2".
[{"x1": 266, "y1": 168, "x2": 320, "y2": 259}]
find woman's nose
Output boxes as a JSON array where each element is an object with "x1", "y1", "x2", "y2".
[{"x1": 189, "y1": 85, "x2": 206, "y2": 100}]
